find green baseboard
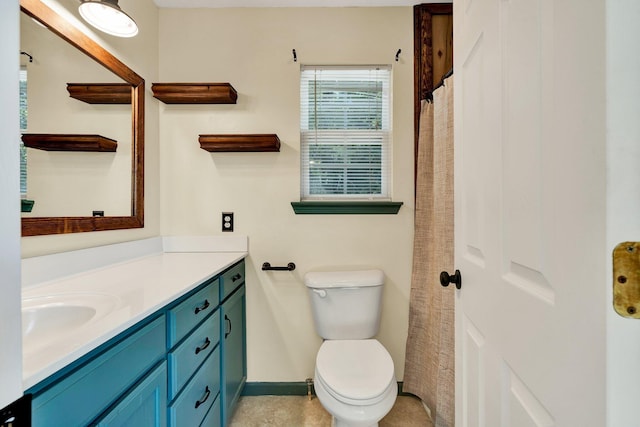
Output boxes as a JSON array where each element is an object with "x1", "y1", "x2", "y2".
[
  {"x1": 241, "y1": 381, "x2": 412, "y2": 397},
  {"x1": 242, "y1": 382, "x2": 310, "y2": 396}
]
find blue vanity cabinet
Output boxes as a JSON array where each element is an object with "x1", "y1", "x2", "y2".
[
  {"x1": 167, "y1": 279, "x2": 219, "y2": 347},
  {"x1": 29, "y1": 315, "x2": 166, "y2": 427},
  {"x1": 200, "y1": 391, "x2": 222, "y2": 427},
  {"x1": 26, "y1": 258, "x2": 246, "y2": 427},
  {"x1": 169, "y1": 347, "x2": 220, "y2": 426},
  {"x1": 220, "y1": 262, "x2": 247, "y2": 425},
  {"x1": 94, "y1": 361, "x2": 167, "y2": 427},
  {"x1": 220, "y1": 261, "x2": 245, "y2": 302},
  {"x1": 168, "y1": 310, "x2": 220, "y2": 398},
  {"x1": 167, "y1": 279, "x2": 222, "y2": 427}
]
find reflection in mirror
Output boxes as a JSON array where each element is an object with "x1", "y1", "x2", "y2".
[
  {"x1": 20, "y1": 0, "x2": 144, "y2": 237},
  {"x1": 20, "y1": 12, "x2": 131, "y2": 217}
]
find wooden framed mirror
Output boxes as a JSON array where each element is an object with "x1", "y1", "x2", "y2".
[{"x1": 20, "y1": 0, "x2": 144, "y2": 236}]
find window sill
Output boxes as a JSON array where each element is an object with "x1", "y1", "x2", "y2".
[
  {"x1": 21, "y1": 199, "x2": 34, "y2": 213},
  {"x1": 291, "y1": 201, "x2": 403, "y2": 215}
]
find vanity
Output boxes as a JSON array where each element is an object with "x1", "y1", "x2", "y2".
[{"x1": 22, "y1": 238, "x2": 248, "y2": 427}]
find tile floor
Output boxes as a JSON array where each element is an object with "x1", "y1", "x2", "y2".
[{"x1": 228, "y1": 395, "x2": 434, "y2": 427}]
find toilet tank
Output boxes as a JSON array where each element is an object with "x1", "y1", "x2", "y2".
[{"x1": 304, "y1": 269, "x2": 384, "y2": 340}]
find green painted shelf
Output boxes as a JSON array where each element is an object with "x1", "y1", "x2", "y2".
[{"x1": 291, "y1": 201, "x2": 403, "y2": 215}]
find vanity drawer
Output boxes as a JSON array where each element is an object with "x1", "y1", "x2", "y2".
[
  {"x1": 168, "y1": 310, "x2": 220, "y2": 400},
  {"x1": 31, "y1": 315, "x2": 166, "y2": 427},
  {"x1": 220, "y1": 261, "x2": 244, "y2": 302},
  {"x1": 169, "y1": 347, "x2": 221, "y2": 427},
  {"x1": 200, "y1": 393, "x2": 221, "y2": 427},
  {"x1": 168, "y1": 278, "x2": 219, "y2": 347}
]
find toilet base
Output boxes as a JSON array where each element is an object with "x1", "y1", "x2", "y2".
[
  {"x1": 332, "y1": 417, "x2": 377, "y2": 427},
  {"x1": 314, "y1": 369, "x2": 397, "y2": 427}
]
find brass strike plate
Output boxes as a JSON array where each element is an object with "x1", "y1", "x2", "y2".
[{"x1": 613, "y1": 242, "x2": 640, "y2": 318}]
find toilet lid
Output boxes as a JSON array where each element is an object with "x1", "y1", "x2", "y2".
[{"x1": 316, "y1": 339, "x2": 395, "y2": 404}]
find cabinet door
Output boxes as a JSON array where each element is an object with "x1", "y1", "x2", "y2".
[
  {"x1": 220, "y1": 285, "x2": 246, "y2": 426},
  {"x1": 94, "y1": 362, "x2": 167, "y2": 427},
  {"x1": 31, "y1": 316, "x2": 166, "y2": 427}
]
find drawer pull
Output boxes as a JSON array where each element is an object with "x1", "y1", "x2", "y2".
[
  {"x1": 232, "y1": 273, "x2": 242, "y2": 282},
  {"x1": 195, "y1": 337, "x2": 211, "y2": 355},
  {"x1": 194, "y1": 386, "x2": 211, "y2": 409},
  {"x1": 194, "y1": 299, "x2": 210, "y2": 315},
  {"x1": 225, "y1": 314, "x2": 232, "y2": 339}
]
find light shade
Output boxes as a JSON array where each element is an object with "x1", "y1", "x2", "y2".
[{"x1": 78, "y1": 0, "x2": 138, "y2": 38}]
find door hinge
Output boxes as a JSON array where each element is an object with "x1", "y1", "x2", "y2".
[{"x1": 613, "y1": 242, "x2": 640, "y2": 318}]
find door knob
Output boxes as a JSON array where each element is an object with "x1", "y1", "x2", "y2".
[{"x1": 440, "y1": 270, "x2": 462, "y2": 290}]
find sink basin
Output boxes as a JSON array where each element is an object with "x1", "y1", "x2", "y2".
[
  {"x1": 22, "y1": 293, "x2": 120, "y2": 348},
  {"x1": 23, "y1": 305, "x2": 96, "y2": 341}
]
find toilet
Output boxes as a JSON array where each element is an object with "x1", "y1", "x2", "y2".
[{"x1": 304, "y1": 269, "x2": 397, "y2": 427}]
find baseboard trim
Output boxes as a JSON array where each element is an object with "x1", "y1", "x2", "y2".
[
  {"x1": 242, "y1": 381, "x2": 414, "y2": 397},
  {"x1": 397, "y1": 381, "x2": 413, "y2": 396},
  {"x1": 242, "y1": 382, "x2": 310, "y2": 396}
]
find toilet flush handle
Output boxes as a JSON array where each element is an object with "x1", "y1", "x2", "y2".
[{"x1": 312, "y1": 289, "x2": 327, "y2": 298}]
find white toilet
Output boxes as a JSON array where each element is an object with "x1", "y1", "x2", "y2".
[{"x1": 304, "y1": 269, "x2": 397, "y2": 427}]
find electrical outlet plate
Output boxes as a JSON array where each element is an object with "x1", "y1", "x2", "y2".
[
  {"x1": 222, "y1": 212, "x2": 234, "y2": 232},
  {"x1": 613, "y1": 241, "x2": 640, "y2": 318}
]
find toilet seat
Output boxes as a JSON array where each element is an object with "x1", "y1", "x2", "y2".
[{"x1": 316, "y1": 339, "x2": 395, "y2": 406}]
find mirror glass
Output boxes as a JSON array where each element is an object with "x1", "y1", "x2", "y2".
[
  {"x1": 20, "y1": 0, "x2": 144, "y2": 236},
  {"x1": 20, "y1": 12, "x2": 131, "y2": 217}
]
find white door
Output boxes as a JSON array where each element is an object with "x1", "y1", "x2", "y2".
[{"x1": 453, "y1": 0, "x2": 607, "y2": 426}]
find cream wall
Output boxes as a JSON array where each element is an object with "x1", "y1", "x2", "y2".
[
  {"x1": 21, "y1": 0, "x2": 161, "y2": 257},
  {"x1": 158, "y1": 7, "x2": 415, "y2": 381}
]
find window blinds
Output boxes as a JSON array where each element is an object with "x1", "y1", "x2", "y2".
[
  {"x1": 19, "y1": 68, "x2": 27, "y2": 197},
  {"x1": 300, "y1": 65, "x2": 391, "y2": 200}
]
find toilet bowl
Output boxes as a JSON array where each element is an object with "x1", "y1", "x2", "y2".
[
  {"x1": 304, "y1": 270, "x2": 397, "y2": 427},
  {"x1": 314, "y1": 339, "x2": 397, "y2": 427}
]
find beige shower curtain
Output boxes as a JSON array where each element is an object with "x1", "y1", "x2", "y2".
[{"x1": 403, "y1": 77, "x2": 454, "y2": 427}]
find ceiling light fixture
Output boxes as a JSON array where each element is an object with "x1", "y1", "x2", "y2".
[{"x1": 78, "y1": 0, "x2": 138, "y2": 38}]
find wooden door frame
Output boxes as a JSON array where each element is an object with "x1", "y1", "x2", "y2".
[{"x1": 413, "y1": 3, "x2": 453, "y2": 185}]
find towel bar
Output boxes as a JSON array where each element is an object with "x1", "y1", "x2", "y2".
[{"x1": 262, "y1": 262, "x2": 296, "y2": 271}]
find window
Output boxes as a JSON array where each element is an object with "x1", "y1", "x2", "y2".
[
  {"x1": 300, "y1": 65, "x2": 391, "y2": 201},
  {"x1": 19, "y1": 67, "x2": 27, "y2": 197}
]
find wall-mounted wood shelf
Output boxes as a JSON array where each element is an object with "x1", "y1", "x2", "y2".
[
  {"x1": 21, "y1": 134, "x2": 118, "y2": 152},
  {"x1": 199, "y1": 134, "x2": 280, "y2": 152},
  {"x1": 152, "y1": 83, "x2": 238, "y2": 104},
  {"x1": 67, "y1": 83, "x2": 132, "y2": 104}
]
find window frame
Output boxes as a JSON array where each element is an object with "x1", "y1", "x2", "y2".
[
  {"x1": 19, "y1": 67, "x2": 28, "y2": 199},
  {"x1": 299, "y1": 65, "x2": 392, "y2": 202}
]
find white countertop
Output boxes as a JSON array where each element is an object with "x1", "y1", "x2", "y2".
[{"x1": 22, "y1": 237, "x2": 247, "y2": 390}]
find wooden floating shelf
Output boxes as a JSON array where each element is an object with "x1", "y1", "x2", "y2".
[
  {"x1": 199, "y1": 134, "x2": 280, "y2": 152},
  {"x1": 67, "y1": 83, "x2": 132, "y2": 104},
  {"x1": 152, "y1": 83, "x2": 238, "y2": 104},
  {"x1": 22, "y1": 134, "x2": 118, "y2": 152}
]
